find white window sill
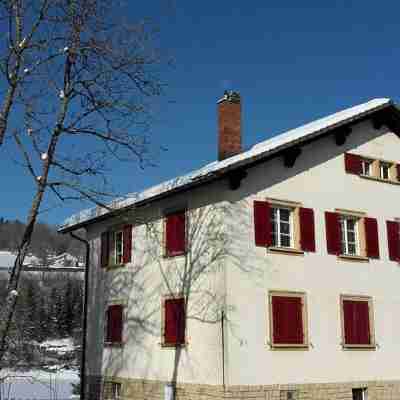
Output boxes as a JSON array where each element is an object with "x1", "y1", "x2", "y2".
[
  {"x1": 360, "y1": 174, "x2": 400, "y2": 185},
  {"x1": 337, "y1": 254, "x2": 369, "y2": 263},
  {"x1": 342, "y1": 343, "x2": 376, "y2": 350},
  {"x1": 268, "y1": 246, "x2": 304, "y2": 256}
]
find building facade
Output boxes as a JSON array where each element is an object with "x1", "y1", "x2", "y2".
[{"x1": 61, "y1": 94, "x2": 400, "y2": 400}]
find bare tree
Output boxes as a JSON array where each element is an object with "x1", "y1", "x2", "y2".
[{"x1": 0, "y1": 0, "x2": 168, "y2": 368}]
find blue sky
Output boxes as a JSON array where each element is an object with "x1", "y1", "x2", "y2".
[{"x1": 2, "y1": 1, "x2": 400, "y2": 226}]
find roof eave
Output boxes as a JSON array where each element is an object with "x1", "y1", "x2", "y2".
[{"x1": 59, "y1": 100, "x2": 397, "y2": 234}]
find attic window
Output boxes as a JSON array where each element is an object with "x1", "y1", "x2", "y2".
[
  {"x1": 345, "y1": 153, "x2": 400, "y2": 184},
  {"x1": 361, "y1": 159, "x2": 372, "y2": 176},
  {"x1": 379, "y1": 162, "x2": 391, "y2": 180}
]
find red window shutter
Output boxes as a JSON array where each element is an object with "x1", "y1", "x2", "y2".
[
  {"x1": 254, "y1": 201, "x2": 272, "y2": 247},
  {"x1": 272, "y1": 296, "x2": 304, "y2": 345},
  {"x1": 122, "y1": 224, "x2": 132, "y2": 264},
  {"x1": 166, "y1": 212, "x2": 186, "y2": 256},
  {"x1": 343, "y1": 300, "x2": 370, "y2": 345},
  {"x1": 397, "y1": 164, "x2": 400, "y2": 181},
  {"x1": 299, "y1": 207, "x2": 316, "y2": 252},
  {"x1": 107, "y1": 305, "x2": 123, "y2": 343},
  {"x1": 100, "y1": 232, "x2": 109, "y2": 268},
  {"x1": 164, "y1": 298, "x2": 185, "y2": 345},
  {"x1": 325, "y1": 212, "x2": 341, "y2": 255},
  {"x1": 364, "y1": 217, "x2": 379, "y2": 259},
  {"x1": 344, "y1": 153, "x2": 362, "y2": 175},
  {"x1": 387, "y1": 221, "x2": 400, "y2": 261},
  {"x1": 343, "y1": 300, "x2": 356, "y2": 345},
  {"x1": 356, "y1": 301, "x2": 371, "y2": 345}
]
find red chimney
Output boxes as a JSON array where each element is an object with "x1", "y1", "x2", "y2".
[{"x1": 218, "y1": 91, "x2": 242, "y2": 161}]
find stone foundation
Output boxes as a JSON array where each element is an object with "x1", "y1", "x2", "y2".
[{"x1": 88, "y1": 376, "x2": 400, "y2": 400}]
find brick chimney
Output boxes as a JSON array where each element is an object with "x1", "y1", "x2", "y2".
[{"x1": 218, "y1": 90, "x2": 242, "y2": 161}]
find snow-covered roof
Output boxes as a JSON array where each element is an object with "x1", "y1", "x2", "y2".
[{"x1": 59, "y1": 98, "x2": 393, "y2": 232}]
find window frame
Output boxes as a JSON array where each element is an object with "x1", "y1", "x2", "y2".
[
  {"x1": 334, "y1": 209, "x2": 369, "y2": 261},
  {"x1": 340, "y1": 215, "x2": 360, "y2": 256},
  {"x1": 379, "y1": 161, "x2": 391, "y2": 180},
  {"x1": 161, "y1": 294, "x2": 187, "y2": 348},
  {"x1": 361, "y1": 158, "x2": 373, "y2": 177},
  {"x1": 340, "y1": 295, "x2": 375, "y2": 349},
  {"x1": 104, "y1": 303, "x2": 125, "y2": 346},
  {"x1": 270, "y1": 206, "x2": 294, "y2": 249},
  {"x1": 268, "y1": 290, "x2": 309, "y2": 349},
  {"x1": 113, "y1": 230, "x2": 124, "y2": 265},
  {"x1": 266, "y1": 198, "x2": 304, "y2": 255}
]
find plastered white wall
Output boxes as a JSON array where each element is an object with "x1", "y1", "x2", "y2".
[
  {"x1": 84, "y1": 119, "x2": 400, "y2": 386},
  {"x1": 225, "y1": 121, "x2": 400, "y2": 385}
]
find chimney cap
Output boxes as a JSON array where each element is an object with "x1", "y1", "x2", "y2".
[{"x1": 217, "y1": 90, "x2": 241, "y2": 104}]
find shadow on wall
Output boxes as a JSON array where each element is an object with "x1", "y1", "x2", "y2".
[
  {"x1": 85, "y1": 194, "x2": 267, "y2": 397},
  {"x1": 85, "y1": 120, "x2": 389, "y2": 398}
]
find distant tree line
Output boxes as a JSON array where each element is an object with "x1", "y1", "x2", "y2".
[
  {"x1": 0, "y1": 272, "x2": 83, "y2": 368},
  {"x1": 0, "y1": 218, "x2": 84, "y2": 264}
]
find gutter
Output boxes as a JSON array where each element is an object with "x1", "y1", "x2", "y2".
[{"x1": 69, "y1": 231, "x2": 90, "y2": 400}]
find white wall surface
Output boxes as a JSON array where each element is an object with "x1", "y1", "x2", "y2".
[
  {"x1": 225, "y1": 121, "x2": 400, "y2": 385},
  {"x1": 85, "y1": 120, "x2": 400, "y2": 386}
]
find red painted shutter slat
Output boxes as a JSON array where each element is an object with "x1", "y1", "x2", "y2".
[
  {"x1": 364, "y1": 217, "x2": 379, "y2": 259},
  {"x1": 164, "y1": 298, "x2": 185, "y2": 345},
  {"x1": 299, "y1": 207, "x2": 316, "y2": 252},
  {"x1": 166, "y1": 212, "x2": 186, "y2": 256},
  {"x1": 272, "y1": 296, "x2": 303, "y2": 345},
  {"x1": 344, "y1": 153, "x2": 362, "y2": 175},
  {"x1": 387, "y1": 221, "x2": 400, "y2": 261},
  {"x1": 123, "y1": 224, "x2": 132, "y2": 264},
  {"x1": 107, "y1": 305, "x2": 123, "y2": 343},
  {"x1": 343, "y1": 300, "x2": 370, "y2": 345},
  {"x1": 325, "y1": 212, "x2": 341, "y2": 255},
  {"x1": 343, "y1": 300, "x2": 356, "y2": 345},
  {"x1": 100, "y1": 232, "x2": 109, "y2": 268},
  {"x1": 356, "y1": 301, "x2": 371, "y2": 345},
  {"x1": 254, "y1": 201, "x2": 271, "y2": 247}
]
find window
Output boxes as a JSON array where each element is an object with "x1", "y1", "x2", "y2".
[
  {"x1": 105, "y1": 305, "x2": 123, "y2": 344},
  {"x1": 163, "y1": 297, "x2": 186, "y2": 346},
  {"x1": 114, "y1": 231, "x2": 123, "y2": 265},
  {"x1": 254, "y1": 200, "x2": 316, "y2": 253},
  {"x1": 165, "y1": 211, "x2": 186, "y2": 256},
  {"x1": 340, "y1": 216, "x2": 359, "y2": 256},
  {"x1": 100, "y1": 225, "x2": 132, "y2": 268},
  {"x1": 341, "y1": 296, "x2": 374, "y2": 348},
  {"x1": 352, "y1": 388, "x2": 368, "y2": 400},
  {"x1": 269, "y1": 292, "x2": 307, "y2": 348},
  {"x1": 345, "y1": 153, "x2": 400, "y2": 184},
  {"x1": 361, "y1": 159, "x2": 372, "y2": 176},
  {"x1": 380, "y1": 162, "x2": 391, "y2": 180},
  {"x1": 271, "y1": 207, "x2": 293, "y2": 248},
  {"x1": 325, "y1": 211, "x2": 379, "y2": 259},
  {"x1": 103, "y1": 382, "x2": 122, "y2": 400}
]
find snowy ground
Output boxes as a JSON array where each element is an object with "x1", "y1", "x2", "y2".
[
  {"x1": 0, "y1": 368, "x2": 79, "y2": 400},
  {"x1": 1, "y1": 339, "x2": 79, "y2": 399}
]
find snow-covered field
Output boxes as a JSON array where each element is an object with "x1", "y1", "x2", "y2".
[
  {"x1": 1, "y1": 339, "x2": 79, "y2": 399},
  {"x1": 0, "y1": 368, "x2": 79, "y2": 400}
]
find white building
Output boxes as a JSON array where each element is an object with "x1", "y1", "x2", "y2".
[{"x1": 60, "y1": 93, "x2": 400, "y2": 400}]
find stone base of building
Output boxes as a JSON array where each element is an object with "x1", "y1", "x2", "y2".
[{"x1": 87, "y1": 376, "x2": 400, "y2": 400}]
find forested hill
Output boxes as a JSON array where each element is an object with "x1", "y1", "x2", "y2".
[
  {"x1": 0, "y1": 218, "x2": 84, "y2": 263},
  {"x1": 0, "y1": 218, "x2": 84, "y2": 371}
]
